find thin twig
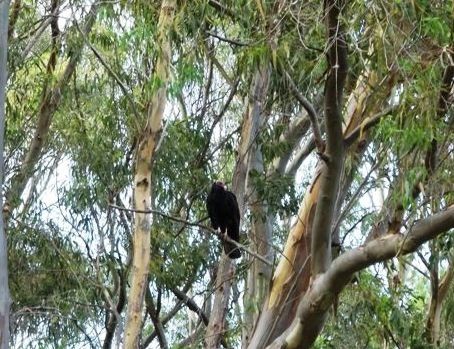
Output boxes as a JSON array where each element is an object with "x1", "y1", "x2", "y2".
[
  {"x1": 283, "y1": 70, "x2": 324, "y2": 153},
  {"x1": 75, "y1": 22, "x2": 141, "y2": 124},
  {"x1": 417, "y1": 251, "x2": 431, "y2": 270},
  {"x1": 400, "y1": 259, "x2": 430, "y2": 279},
  {"x1": 343, "y1": 106, "x2": 396, "y2": 146},
  {"x1": 205, "y1": 30, "x2": 249, "y2": 47},
  {"x1": 108, "y1": 204, "x2": 273, "y2": 267},
  {"x1": 333, "y1": 159, "x2": 381, "y2": 234},
  {"x1": 205, "y1": 46, "x2": 235, "y2": 86},
  {"x1": 264, "y1": 254, "x2": 311, "y2": 346},
  {"x1": 171, "y1": 288, "x2": 209, "y2": 325}
]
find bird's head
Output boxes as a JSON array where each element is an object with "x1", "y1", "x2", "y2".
[{"x1": 213, "y1": 181, "x2": 227, "y2": 191}]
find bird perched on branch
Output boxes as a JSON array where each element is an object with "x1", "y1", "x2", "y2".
[{"x1": 206, "y1": 181, "x2": 241, "y2": 259}]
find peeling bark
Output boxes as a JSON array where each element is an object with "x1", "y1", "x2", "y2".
[
  {"x1": 248, "y1": 1, "x2": 349, "y2": 346},
  {"x1": 242, "y1": 134, "x2": 273, "y2": 347},
  {"x1": 247, "y1": 66, "x2": 387, "y2": 346},
  {"x1": 266, "y1": 206, "x2": 454, "y2": 349},
  {"x1": 123, "y1": 1, "x2": 176, "y2": 348},
  {"x1": 247, "y1": 171, "x2": 319, "y2": 348},
  {"x1": 247, "y1": 2, "x2": 406, "y2": 345}
]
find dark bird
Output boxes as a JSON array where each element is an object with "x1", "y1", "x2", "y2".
[{"x1": 206, "y1": 181, "x2": 241, "y2": 259}]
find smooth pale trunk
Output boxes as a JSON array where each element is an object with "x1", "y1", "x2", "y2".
[
  {"x1": 123, "y1": 1, "x2": 176, "y2": 347},
  {"x1": 0, "y1": 0, "x2": 11, "y2": 347}
]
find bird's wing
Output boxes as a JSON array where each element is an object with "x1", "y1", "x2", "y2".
[
  {"x1": 225, "y1": 191, "x2": 240, "y2": 241},
  {"x1": 225, "y1": 191, "x2": 240, "y2": 221},
  {"x1": 206, "y1": 193, "x2": 219, "y2": 229}
]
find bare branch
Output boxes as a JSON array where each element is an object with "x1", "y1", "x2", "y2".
[
  {"x1": 140, "y1": 281, "x2": 195, "y2": 349},
  {"x1": 333, "y1": 206, "x2": 454, "y2": 285},
  {"x1": 171, "y1": 288, "x2": 209, "y2": 325},
  {"x1": 206, "y1": 48, "x2": 235, "y2": 86},
  {"x1": 206, "y1": 30, "x2": 249, "y2": 47},
  {"x1": 102, "y1": 270, "x2": 126, "y2": 349},
  {"x1": 343, "y1": 106, "x2": 395, "y2": 146},
  {"x1": 108, "y1": 204, "x2": 273, "y2": 267},
  {"x1": 283, "y1": 70, "x2": 323, "y2": 153},
  {"x1": 284, "y1": 136, "x2": 316, "y2": 177},
  {"x1": 332, "y1": 159, "x2": 381, "y2": 235},
  {"x1": 271, "y1": 113, "x2": 312, "y2": 176},
  {"x1": 145, "y1": 287, "x2": 168, "y2": 349},
  {"x1": 75, "y1": 23, "x2": 141, "y2": 122}
]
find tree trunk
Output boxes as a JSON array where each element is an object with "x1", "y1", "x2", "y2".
[
  {"x1": 0, "y1": 1, "x2": 11, "y2": 347},
  {"x1": 247, "y1": 73, "x2": 382, "y2": 346},
  {"x1": 425, "y1": 261, "x2": 454, "y2": 346},
  {"x1": 247, "y1": 2, "x2": 413, "y2": 345},
  {"x1": 265, "y1": 206, "x2": 454, "y2": 349},
  {"x1": 424, "y1": 64, "x2": 454, "y2": 347},
  {"x1": 123, "y1": 1, "x2": 176, "y2": 348},
  {"x1": 204, "y1": 63, "x2": 270, "y2": 348},
  {"x1": 242, "y1": 144, "x2": 273, "y2": 347},
  {"x1": 247, "y1": 170, "x2": 320, "y2": 348}
]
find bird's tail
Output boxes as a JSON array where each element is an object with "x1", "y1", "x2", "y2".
[{"x1": 224, "y1": 241, "x2": 241, "y2": 259}]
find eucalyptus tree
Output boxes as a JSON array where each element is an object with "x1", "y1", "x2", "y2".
[
  {"x1": 5, "y1": 0, "x2": 115, "y2": 346},
  {"x1": 3, "y1": 0, "x2": 453, "y2": 348},
  {"x1": 202, "y1": 0, "x2": 454, "y2": 348}
]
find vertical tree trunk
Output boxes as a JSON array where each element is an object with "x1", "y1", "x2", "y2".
[
  {"x1": 424, "y1": 64, "x2": 454, "y2": 347},
  {"x1": 204, "y1": 256, "x2": 235, "y2": 349},
  {"x1": 242, "y1": 144, "x2": 273, "y2": 347},
  {"x1": 247, "y1": 173, "x2": 320, "y2": 348},
  {"x1": 425, "y1": 262, "x2": 454, "y2": 346},
  {"x1": 0, "y1": 2, "x2": 11, "y2": 347},
  {"x1": 123, "y1": 1, "x2": 176, "y2": 348},
  {"x1": 310, "y1": 0, "x2": 347, "y2": 277},
  {"x1": 204, "y1": 63, "x2": 270, "y2": 348}
]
